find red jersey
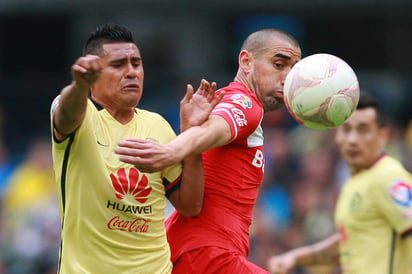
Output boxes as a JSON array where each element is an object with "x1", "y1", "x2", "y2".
[{"x1": 166, "y1": 82, "x2": 265, "y2": 262}]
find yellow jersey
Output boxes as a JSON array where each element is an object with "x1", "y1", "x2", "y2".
[
  {"x1": 335, "y1": 155, "x2": 412, "y2": 274},
  {"x1": 51, "y1": 97, "x2": 181, "y2": 274}
]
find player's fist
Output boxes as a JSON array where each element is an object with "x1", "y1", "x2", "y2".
[{"x1": 71, "y1": 54, "x2": 102, "y2": 90}]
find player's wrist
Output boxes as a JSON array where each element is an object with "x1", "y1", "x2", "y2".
[
  {"x1": 71, "y1": 80, "x2": 90, "y2": 95},
  {"x1": 168, "y1": 142, "x2": 186, "y2": 164}
]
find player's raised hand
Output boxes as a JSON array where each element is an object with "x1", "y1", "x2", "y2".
[
  {"x1": 71, "y1": 54, "x2": 102, "y2": 91},
  {"x1": 180, "y1": 79, "x2": 224, "y2": 131}
]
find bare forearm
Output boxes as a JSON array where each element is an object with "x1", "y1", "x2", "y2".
[
  {"x1": 169, "y1": 119, "x2": 228, "y2": 215},
  {"x1": 54, "y1": 55, "x2": 101, "y2": 137},
  {"x1": 172, "y1": 154, "x2": 204, "y2": 216},
  {"x1": 115, "y1": 117, "x2": 231, "y2": 173},
  {"x1": 293, "y1": 245, "x2": 338, "y2": 266},
  {"x1": 54, "y1": 82, "x2": 89, "y2": 136},
  {"x1": 295, "y1": 233, "x2": 340, "y2": 266},
  {"x1": 169, "y1": 116, "x2": 231, "y2": 161}
]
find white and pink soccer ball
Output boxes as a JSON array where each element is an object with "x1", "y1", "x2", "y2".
[{"x1": 284, "y1": 53, "x2": 360, "y2": 130}]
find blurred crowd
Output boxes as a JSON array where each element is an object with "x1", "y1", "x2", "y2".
[
  {"x1": 0, "y1": 106, "x2": 60, "y2": 273},
  {"x1": 0, "y1": 103, "x2": 411, "y2": 274}
]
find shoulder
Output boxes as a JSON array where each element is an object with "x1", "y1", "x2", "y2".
[
  {"x1": 369, "y1": 156, "x2": 412, "y2": 198},
  {"x1": 215, "y1": 90, "x2": 263, "y2": 123},
  {"x1": 373, "y1": 155, "x2": 411, "y2": 180},
  {"x1": 219, "y1": 83, "x2": 262, "y2": 111}
]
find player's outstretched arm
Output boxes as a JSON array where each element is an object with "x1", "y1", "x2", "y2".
[
  {"x1": 52, "y1": 55, "x2": 102, "y2": 141},
  {"x1": 267, "y1": 233, "x2": 340, "y2": 274},
  {"x1": 116, "y1": 115, "x2": 231, "y2": 173},
  {"x1": 114, "y1": 117, "x2": 229, "y2": 215},
  {"x1": 115, "y1": 79, "x2": 225, "y2": 216},
  {"x1": 115, "y1": 79, "x2": 230, "y2": 173}
]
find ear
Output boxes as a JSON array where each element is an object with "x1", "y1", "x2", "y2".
[
  {"x1": 238, "y1": 50, "x2": 253, "y2": 73},
  {"x1": 379, "y1": 126, "x2": 390, "y2": 147}
]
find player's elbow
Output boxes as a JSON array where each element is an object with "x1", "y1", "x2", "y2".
[
  {"x1": 169, "y1": 190, "x2": 204, "y2": 217},
  {"x1": 177, "y1": 204, "x2": 203, "y2": 217}
]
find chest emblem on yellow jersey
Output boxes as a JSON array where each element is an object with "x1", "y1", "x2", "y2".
[
  {"x1": 350, "y1": 192, "x2": 362, "y2": 213},
  {"x1": 110, "y1": 168, "x2": 152, "y2": 203}
]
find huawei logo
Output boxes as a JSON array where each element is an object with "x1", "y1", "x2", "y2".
[{"x1": 110, "y1": 168, "x2": 152, "y2": 203}]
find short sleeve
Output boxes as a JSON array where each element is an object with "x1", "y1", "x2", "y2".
[
  {"x1": 374, "y1": 176, "x2": 412, "y2": 235},
  {"x1": 211, "y1": 92, "x2": 263, "y2": 142}
]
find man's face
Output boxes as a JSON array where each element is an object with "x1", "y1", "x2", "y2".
[
  {"x1": 92, "y1": 42, "x2": 144, "y2": 110},
  {"x1": 249, "y1": 38, "x2": 301, "y2": 112},
  {"x1": 335, "y1": 107, "x2": 388, "y2": 174}
]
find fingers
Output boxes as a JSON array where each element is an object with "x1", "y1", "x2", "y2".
[
  {"x1": 115, "y1": 140, "x2": 157, "y2": 171},
  {"x1": 115, "y1": 139, "x2": 154, "y2": 156},
  {"x1": 196, "y1": 79, "x2": 210, "y2": 97},
  {"x1": 115, "y1": 139, "x2": 165, "y2": 173},
  {"x1": 208, "y1": 81, "x2": 217, "y2": 101},
  {"x1": 210, "y1": 90, "x2": 224, "y2": 108},
  {"x1": 181, "y1": 84, "x2": 194, "y2": 104},
  {"x1": 117, "y1": 155, "x2": 160, "y2": 173},
  {"x1": 194, "y1": 79, "x2": 220, "y2": 103},
  {"x1": 120, "y1": 138, "x2": 154, "y2": 147},
  {"x1": 73, "y1": 55, "x2": 101, "y2": 73},
  {"x1": 71, "y1": 55, "x2": 102, "y2": 85}
]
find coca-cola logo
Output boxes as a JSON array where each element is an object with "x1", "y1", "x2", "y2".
[
  {"x1": 110, "y1": 167, "x2": 152, "y2": 203},
  {"x1": 107, "y1": 216, "x2": 150, "y2": 232}
]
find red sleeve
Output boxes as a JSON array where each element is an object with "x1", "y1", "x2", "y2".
[{"x1": 211, "y1": 92, "x2": 263, "y2": 142}]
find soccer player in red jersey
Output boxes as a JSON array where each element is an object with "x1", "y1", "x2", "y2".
[{"x1": 115, "y1": 28, "x2": 302, "y2": 273}]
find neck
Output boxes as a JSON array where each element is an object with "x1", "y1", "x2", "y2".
[
  {"x1": 90, "y1": 95, "x2": 135, "y2": 124},
  {"x1": 350, "y1": 152, "x2": 386, "y2": 176}
]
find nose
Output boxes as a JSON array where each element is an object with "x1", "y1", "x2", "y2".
[
  {"x1": 126, "y1": 63, "x2": 138, "y2": 78},
  {"x1": 281, "y1": 69, "x2": 292, "y2": 86},
  {"x1": 346, "y1": 130, "x2": 358, "y2": 144}
]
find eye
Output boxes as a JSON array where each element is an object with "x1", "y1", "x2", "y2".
[
  {"x1": 274, "y1": 62, "x2": 284, "y2": 69},
  {"x1": 341, "y1": 125, "x2": 350, "y2": 133},
  {"x1": 110, "y1": 61, "x2": 123, "y2": 68},
  {"x1": 357, "y1": 127, "x2": 369, "y2": 134}
]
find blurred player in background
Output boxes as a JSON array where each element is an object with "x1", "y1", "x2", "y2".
[
  {"x1": 115, "y1": 28, "x2": 302, "y2": 273},
  {"x1": 50, "y1": 23, "x2": 220, "y2": 273},
  {"x1": 267, "y1": 94, "x2": 412, "y2": 274}
]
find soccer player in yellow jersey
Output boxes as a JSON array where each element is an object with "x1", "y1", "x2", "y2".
[
  {"x1": 50, "y1": 23, "x2": 221, "y2": 274},
  {"x1": 267, "y1": 94, "x2": 412, "y2": 274}
]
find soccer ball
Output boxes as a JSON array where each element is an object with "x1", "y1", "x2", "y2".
[{"x1": 283, "y1": 53, "x2": 360, "y2": 130}]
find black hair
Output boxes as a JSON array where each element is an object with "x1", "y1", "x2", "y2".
[
  {"x1": 83, "y1": 23, "x2": 135, "y2": 56},
  {"x1": 357, "y1": 93, "x2": 387, "y2": 127}
]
